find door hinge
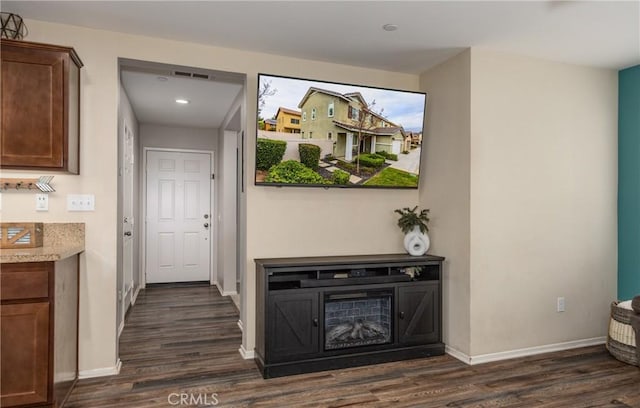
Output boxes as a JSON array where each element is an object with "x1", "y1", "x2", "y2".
[{"x1": 211, "y1": 174, "x2": 215, "y2": 180}]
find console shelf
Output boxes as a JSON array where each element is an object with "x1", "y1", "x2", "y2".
[{"x1": 254, "y1": 253, "x2": 445, "y2": 378}]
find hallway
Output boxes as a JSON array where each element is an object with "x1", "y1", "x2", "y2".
[{"x1": 66, "y1": 285, "x2": 257, "y2": 407}]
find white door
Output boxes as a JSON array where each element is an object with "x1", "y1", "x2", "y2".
[
  {"x1": 122, "y1": 124, "x2": 135, "y2": 308},
  {"x1": 391, "y1": 140, "x2": 402, "y2": 155},
  {"x1": 146, "y1": 150, "x2": 212, "y2": 283}
]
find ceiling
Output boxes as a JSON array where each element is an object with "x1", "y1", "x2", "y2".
[
  {"x1": 120, "y1": 67, "x2": 243, "y2": 128},
  {"x1": 4, "y1": 1, "x2": 638, "y2": 129},
  {"x1": 3, "y1": 1, "x2": 639, "y2": 74}
]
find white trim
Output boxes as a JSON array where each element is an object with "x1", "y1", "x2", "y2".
[
  {"x1": 142, "y1": 147, "x2": 215, "y2": 287},
  {"x1": 239, "y1": 345, "x2": 254, "y2": 360},
  {"x1": 237, "y1": 319, "x2": 243, "y2": 332},
  {"x1": 79, "y1": 359, "x2": 122, "y2": 379},
  {"x1": 215, "y1": 278, "x2": 237, "y2": 297},
  {"x1": 131, "y1": 285, "x2": 141, "y2": 305},
  {"x1": 446, "y1": 337, "x2": 606, "y2": 366},
  {"x1": 117, "y1": 319, "x2": 125, "y2": 338},
  {"x1": 445, "y1": 345, "x2": 471, "y2": 364}
]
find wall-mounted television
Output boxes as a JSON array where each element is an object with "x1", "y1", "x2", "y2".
[{"x1": 255, "y1": 73, "x2": 427, "y2": 189}]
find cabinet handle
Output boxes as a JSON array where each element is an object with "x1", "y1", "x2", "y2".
[
  {"x1": 399, "y1": 311, "x2": 405, "y2": 319},
  {"x1": 313, "y1": 318, "x2": 319, "y2": 327}
]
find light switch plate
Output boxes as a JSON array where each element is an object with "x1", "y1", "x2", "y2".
[
  {"x1": 67, "y1": 194, "x2": 95, "y2": 211},
  {"x1": 36, "y1": 194, "x2": 49, "y2": 211}
]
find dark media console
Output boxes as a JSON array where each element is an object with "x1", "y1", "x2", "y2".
[{"x1": 254, "y1": 253, "x2": 445, "y2": 378}]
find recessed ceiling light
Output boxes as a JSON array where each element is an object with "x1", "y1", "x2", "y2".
[
  {"x1": 157, "y1": 76, "x2": 168, "y2": 82},
  {"x1": 382, "y1": 24, "x2": 398, "y2": 32},
  {"x1": 175, "y1": 99, "x2": 190, "y2": 104}
]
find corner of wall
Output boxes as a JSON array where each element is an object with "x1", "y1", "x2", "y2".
[{"x1": 419, "y1": 50, "x2": 472, "y2": 356}]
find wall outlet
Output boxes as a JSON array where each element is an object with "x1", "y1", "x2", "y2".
[
  {"x1": 557, "y1": 297, "x2": 566, "y2": 312},
  {"x1": 67, "y1": 194, "x2": 95, "y2": 211},
  {"x1": 35, "y1": 193, "x2": 49, "y2": 211}
]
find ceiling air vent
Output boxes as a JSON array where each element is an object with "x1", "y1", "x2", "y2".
[{"x1": 172, "y1": 70, "x2": 210, "y2": 80}]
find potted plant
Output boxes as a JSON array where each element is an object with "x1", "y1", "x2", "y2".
[{"x1": 394, "y1": 206, "x2": 430, "y2": 256}]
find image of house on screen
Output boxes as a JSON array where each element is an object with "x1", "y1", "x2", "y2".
[
  {"x1": 297, "y1": 87, "x2": 406, "y2": 161},
  {"x1": 275, "y1": 107, "x2": 301, "y2": 133}
]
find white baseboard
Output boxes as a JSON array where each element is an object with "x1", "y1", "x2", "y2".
[
  {"x1": 214, "y1": 281, "x2": 237, "y2": 297},
  {"x1": 237, "y1": 319, "x2": 243, "y2": 332},
  {"x1": 117, "y1": 319, "x2": 125, "y2": 338},
  {"x1": 446, "y1": 337, "x2": 606, "y2": 365},
  {"x1": 79, "y1": 359, "x2": 122, "y2": 379},
  {"x1": 239, "y1": 345, "x2": 254, "y2": 360},
  {"x1": 445, "y1": 345, "x2": 472, "y2": 364},
  {"x1": 131, "y1": 286, "x2": 141, "y2": 305}
]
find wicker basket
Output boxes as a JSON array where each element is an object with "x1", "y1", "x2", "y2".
[{"x1": 606, "y1": 300, "x2": 638, "y2": 366}]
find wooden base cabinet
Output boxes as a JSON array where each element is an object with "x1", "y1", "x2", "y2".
[
  {"x1": 0, "y1": 257, "x2": 79, "y2": 407},
  {"x1": 1, "y1": 302, "x2": 50, "y2": 406}
]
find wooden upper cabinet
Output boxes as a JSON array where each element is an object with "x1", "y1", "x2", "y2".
[{"x1": 1, "y1": 39, "x2": 83, "y2": 174}]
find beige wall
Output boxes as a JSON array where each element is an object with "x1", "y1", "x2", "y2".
[
  {"x1": 217, "y1": 130, "x2": 238, "y2": 295},
  {"x1": 2, "y1": 25, "x2": 121, "y2": 373},
  {"x1": 419, "y1": 50, "x2": 472, "y2": 355},
  {"x1": 10, "y1": 19, "x2": 614, "y2": 372},
  {"x1": 140, "y1": 124, "x2": 218, "y2": 151},
  {"x1": 4, "y1": 19, "x2": 419, "y2": 372},
  {"x1": 468, "y1": 50, "x2": 618, "y2": 355},
  {"x1": 420, "y1": 49, "x2": 617, "y2": 359}
]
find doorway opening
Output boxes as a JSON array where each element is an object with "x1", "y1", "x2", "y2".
[
  {"x1": 144, "y1": 149, "x2": 213, "y2": 284},
  {"x1": 116, "y1": 58, "x2": 246, "y2": 358}
]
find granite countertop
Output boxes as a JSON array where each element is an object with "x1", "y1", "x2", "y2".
[{"x1": 0, "y1": 223, "x2": 85, "y2": 263}]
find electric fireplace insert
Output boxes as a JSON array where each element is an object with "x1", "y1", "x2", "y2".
[{"x1": 324, "y1": 290, "x2": 392, "y2": 350}]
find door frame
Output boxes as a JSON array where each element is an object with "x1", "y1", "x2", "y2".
[
  {"x1": 141, "y1": 147, "x2": 217, "y2": 288},
  {"x1": 122, "y1": 123, "x2": 134, "y2": 308}
]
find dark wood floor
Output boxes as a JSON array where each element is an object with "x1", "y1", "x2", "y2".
[{"x1": 66, "y1": 285, "x2": 640, "y2": 407}]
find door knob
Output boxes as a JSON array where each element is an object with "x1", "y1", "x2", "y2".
[
  {"x1": 204, "y1": 223, "x2": 209, "y2": 228},
  {"x1": 399, "y1": 311, "x2": 405, "y2": 319},
  {"x1": 124, "y1": 231, "x2": 132, "y2": 237}
]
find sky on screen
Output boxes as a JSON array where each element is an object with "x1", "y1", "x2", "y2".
[{"x1": 259, "y1": 75, "x2": 426, "y2": 132}]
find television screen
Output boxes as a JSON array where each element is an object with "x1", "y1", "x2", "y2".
[{"x1": 255, "y1": 73, "x2": 427, "y2": 189}]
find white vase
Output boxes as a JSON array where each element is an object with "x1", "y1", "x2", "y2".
[{"x1": 403, "y1": 226, "x2": 430, "y2": 256}]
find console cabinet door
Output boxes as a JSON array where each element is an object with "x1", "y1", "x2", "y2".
[
  {"x1": 398, "y1": 283, "x2": 440, "y2": 345},
  {"x1": 0, "y1": 302, "x2": 50, "y2": 407},
  {"x1": 267, "y1": 292, "x2": 319, "y2": 361}
]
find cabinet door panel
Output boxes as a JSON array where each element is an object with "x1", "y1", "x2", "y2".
[
  {"x1": 1, "y1": 47, "x2": 64, "y2": 168},
  {"x1": 0, "y1": 302, "x2": 50, "y2": 407},
  {"x1": 268, "y1": 292, "x2": 318, "y2": 360},
  {"x1": 398, "y1": 283, "x2": 440, "y2": 345}
]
